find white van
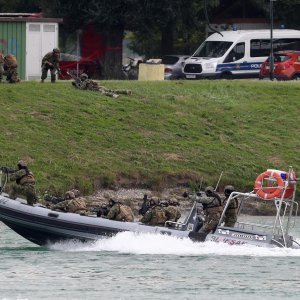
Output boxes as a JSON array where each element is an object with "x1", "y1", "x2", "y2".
[{"x1": 183, "y1": 29, "x2": 300, "y2": 79}]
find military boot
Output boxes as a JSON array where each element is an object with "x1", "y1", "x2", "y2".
[{"x1": 51, "y1": 75, "x2": 56, "y2": 83}]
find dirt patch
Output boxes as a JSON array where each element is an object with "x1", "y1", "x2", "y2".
[{"x1": 163, "y1": 153, "x2": 185, "y2": 161}]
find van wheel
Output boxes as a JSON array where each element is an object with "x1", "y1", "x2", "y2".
[
  {"x1": 220, "y1": 72, "x2": 233, "y2": 80},
  {"x1": 292, "y1": 74, "x2": 300, "y2": 80}
]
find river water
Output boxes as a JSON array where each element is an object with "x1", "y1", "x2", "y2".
[{"x1": 1, "y1": 216, "x2": 300, "y2": 300}]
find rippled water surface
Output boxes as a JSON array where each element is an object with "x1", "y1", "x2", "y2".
[{"x1": 1, "y1": 217, "x2": 300, "y2": 300}]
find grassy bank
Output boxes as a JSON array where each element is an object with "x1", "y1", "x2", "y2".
[{"x1": 0, "y1": 79, "x2": 299, "y2": 195}]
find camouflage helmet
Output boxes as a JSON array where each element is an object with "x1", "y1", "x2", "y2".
[
  {"x1": 17, "y1": 160, "x2": 27, "y2": 168},
  {"x1": 80, "y1": 73, "x2": 88, "y2": 80},
  {"x1": 148, "y1": 197, "x2": 158, "y2": 206},
  {"x1": 71, "y1": 189, "x2": 80, "y2": 198},
  {"x1": 205, "y1": 186, "x2": 214, "y2": 196},
  {"x1": 169, "y1": 198, "x2": 179, "y2": 206},
  {"x1": 224, "y1": 185, "x2": 235, "y2": 197},
  {"x1": 159, "y1": 200, "x2": 169, "y2": 207},
  {"x1": 65, "y1": 191, "x2": 75, "y2": 200},
  {"x1": 108, "y1": 198, "x2": 116, "y2": 207},
  {"x1": 53, "y1": 48, "x2": 60, "y2": 53}
]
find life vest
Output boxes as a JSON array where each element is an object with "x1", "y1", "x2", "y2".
[
  {"x1": 150, "y1": 207, "x2": 167, "y2": 225},
  {"x1": 203, "y1": 195, "x2": 223, "y2": 210},
  {"x1": 223, "y1": 197, "x2": 239, "y2": 210},
  {"x1": 68, "y1": 198, "x2": 86, "y2": 213},
  {"x1": 86, "y1": 80, "x2": 99, "y2": 91},
  {"x1": 116, "y1": 204, "x2": 134, "y2": 222},
  {"x1": 17, "y1": 169, "x2": 35, "y2": 185},
  {"x1": 165, "y1": 206, "x2": 181, "y2": 221}
]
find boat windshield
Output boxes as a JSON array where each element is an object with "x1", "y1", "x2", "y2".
[{"x1": 193, "y1": 41, "x2": 233, "y2": 58}]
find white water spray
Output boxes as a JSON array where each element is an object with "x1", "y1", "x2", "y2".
[{"x1": 49, "y1": 232, "x2": 300, "y2": 257}]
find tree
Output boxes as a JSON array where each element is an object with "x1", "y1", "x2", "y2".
[
  {"x1": 40, "y1": 0, "x2": 135, "y2": 79},
  {"x1": 128, "y1": 0, "x2": 220, "y2": 57},
  {"x1": 273, "y1": 0, "x2": 300, "y2": 30},
  {"x1": 0, "y1": 0, "x2": 41, "y2": 12}
]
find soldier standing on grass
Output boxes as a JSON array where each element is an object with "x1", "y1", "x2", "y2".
[
  {"x1": 0, "y1": 51, "x2": 4, "y2": 82},
  {"x1": 72, "y1": 73, "x2": 131, "y2": 98},
  {"x1": 41, "y1": 48, "x2": 61, "y2": 83},
  {"x1": 3, "y1": 54, "x2": 20, "y2": 83}
]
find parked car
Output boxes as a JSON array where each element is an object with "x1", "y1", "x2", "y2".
[
  {"x1": 162, "y1": 55, "x2": 190, "y2": 80},
  {"x1": 259, "y1": 51, "x2": 300, "y2": 80},
  {"x1": 59, "y1": 53, "x2": 99, "y2": 80}
]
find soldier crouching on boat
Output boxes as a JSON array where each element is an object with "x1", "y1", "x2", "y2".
[
  {"x1": 140, "y1": 198, "x2": 167, "y2": 226},
  {"x1": 105, "y1": 198, "x2": 134, "y2": 222},
  {"x1": 72, "y1": 73, "x2": 132, "y2": 98},
  {"x1": 163, "y1": 198, "x2": 181, "y2": 226},
  {"x1": 51, "y1": 190, "x2": 87, "y2": 215},
  {"x1": 1, "y1": 160, "x2": 38, "y2": 205}
]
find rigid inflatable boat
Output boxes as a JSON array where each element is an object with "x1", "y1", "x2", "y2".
[{"x1": 0, "y1": 168, "x2": 299, "y2": 248}]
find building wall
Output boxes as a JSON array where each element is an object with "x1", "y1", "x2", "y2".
[
  {"x1": 0, "y1": 21, "x2": 26, "y2": 79},
  {"x1": 25, "y1": 22, "x2": 59, "y2": 80}
]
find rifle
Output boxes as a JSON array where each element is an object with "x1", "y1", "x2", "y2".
[
  {"x1": 66, "y1": 71, "x2": 81, "y2": 86},
  {"x1": 214, "y1": 171, "x2": 223, "y2": 192},
  {"x1": 44, "y1": 194, "x2": 64, "y2": 205},
  {"x1": 96, "y1": 206, "x2": 110, "y2": 217},
  {"x1": 0, "y1": 166, "x2": 17, "y2": 174},
  {"x1": 138, "y1": 194, "x2": 149, "y2": 216}
]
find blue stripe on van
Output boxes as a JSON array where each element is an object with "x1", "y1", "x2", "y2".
[{"x1": 216, "y1": 62, "x2": 263, "y2": 73}]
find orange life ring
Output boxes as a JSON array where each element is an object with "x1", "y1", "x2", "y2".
[{"x1": 254, "y1": 170, "x2": 285, "y2": 199}]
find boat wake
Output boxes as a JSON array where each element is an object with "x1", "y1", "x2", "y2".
[{"x1": 49, "y1": 231, "x2": 300, "y2": 257}]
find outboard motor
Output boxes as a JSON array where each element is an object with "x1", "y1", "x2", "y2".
[{"x1": 181, "y1": 200, "x2": 204, "y2": 232}]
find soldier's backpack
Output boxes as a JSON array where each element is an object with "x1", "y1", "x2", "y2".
[
  {"x1": 4, "y1": 54, "x2": 18, "y2": 68},
  {"x1": 117, "y1": 204, "x2": 134, "y2": 222}
]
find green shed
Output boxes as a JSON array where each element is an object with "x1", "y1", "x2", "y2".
[{"x1": 0, "y1": 13, "x2": 62, "y2": 80}]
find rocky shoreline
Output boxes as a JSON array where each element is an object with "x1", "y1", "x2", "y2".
[
  {"x1": 85, "y1": 187, "x2": 192, "y2": 216},
  {"x1": 84, "y1": 187, "x2": 287, "y2": 216}
]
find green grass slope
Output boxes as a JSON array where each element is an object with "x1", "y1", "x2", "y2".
[{"x1": 0, "y1": 80, "x2": 299, "y2": 195}]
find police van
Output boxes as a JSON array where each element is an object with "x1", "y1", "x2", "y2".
[{"x1": 183, "y1": 29, "x2": 300, "y2": 79}]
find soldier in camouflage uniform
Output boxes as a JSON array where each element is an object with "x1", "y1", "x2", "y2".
[
  {"x1": 51, "y1": 190, "x2": 87, "y2": 215},
  {"x1": 73, "y1": 73, "x2": 131, "y2": 98},
  {"x1": 41, "y1": 48, "x2": 61, "y2": 83},
  {"x1": 106, "y1": 199, "x2": 134, "y2": 222},
  {"x1": 0, "y1": 51, "x2": 4, "y2": 82},
  {"x1": 190, "y1": 186, "x2": 223, "y2": 234},
  {"x1": 7, "y1": 160, "x2": 38, "y2": 205},
  {"x1": 3, "y1": 54, "x2": 20, "y2": 83},
  {"x1": 223, "y1": 185, "x2": 239, "y2": 227},
  {"x1": 140, "y1": 198, "x2": 167, "y2": 226},
  {"x1": 164, "y1": 198, "x2": 181, "y2": 225}
]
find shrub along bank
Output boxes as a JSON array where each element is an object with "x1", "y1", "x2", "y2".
[{"x1": 0, "y1": 80, "x2": 299, "y2": 197}]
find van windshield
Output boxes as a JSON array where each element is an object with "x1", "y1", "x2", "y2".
[{"x1": 193, "y1": 41, "x2": 233, "y2": 58}]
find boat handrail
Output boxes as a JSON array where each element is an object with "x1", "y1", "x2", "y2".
[
  {"x1": 236, "y1": 221, "x2": 286, "y2": 235},
  {"x1": 236, "y1": 221, "x2": 274, "y2": 229},
  {"x1": 165, "y1": 220, "x2": 183, "y2": 229},
  {"x1": 292, "y1": 202, "x2": 298, "y2": 228}
]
